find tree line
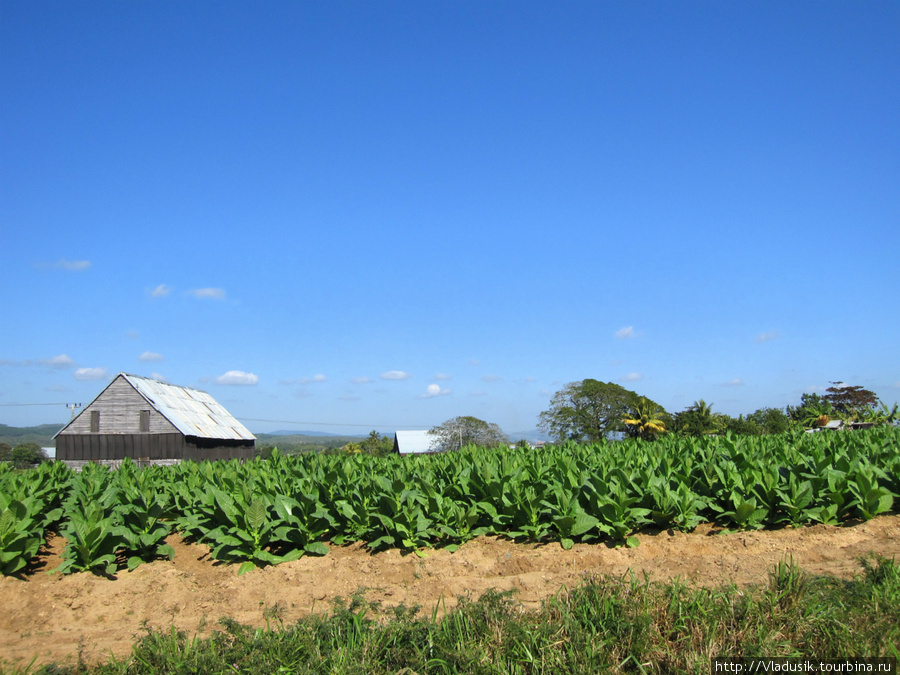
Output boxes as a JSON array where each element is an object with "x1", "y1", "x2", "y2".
[{"x1": 423, "y1": 380, "x2": 899, "y2": 453}]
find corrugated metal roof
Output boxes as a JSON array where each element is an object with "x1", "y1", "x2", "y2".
[
  {"x1": 393, "y1": 430, "x2": 437, "y2": 455},
  {"x1": 124, "y1": 374, "x2": 256, "y2": 441}
]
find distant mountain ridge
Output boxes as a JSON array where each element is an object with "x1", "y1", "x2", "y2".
[
  {"x1": 261, "y1": 429, "x2": 352, "y2": 438},
  {"x1": 0, "y1": 423, "x2": 63, "y2": 447}
]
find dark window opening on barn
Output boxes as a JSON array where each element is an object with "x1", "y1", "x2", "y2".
[
  {"x1": 140, "y1": 410, "x2": 150, "y2": 432},
  {"x1": 187, "y1": 435, "x2": 254, "y2": 450},
  {"x1": 90, "y1": 410, "x2": 100, "y2": 432}
]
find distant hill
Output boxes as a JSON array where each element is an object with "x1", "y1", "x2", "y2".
[
  {"x1": 263, "y1": 429, "x2": 351, "y2": 438},
  {"x1": 254, "y1": 432, "x2": 364, "y2": 452},
  {"x1": 0, "y1": 423, "x2": 63, "y2": 448}
]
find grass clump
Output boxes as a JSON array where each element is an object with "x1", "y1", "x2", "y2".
[{"x1": 15, "y1": 556, "x2": 900, "y2": 674}]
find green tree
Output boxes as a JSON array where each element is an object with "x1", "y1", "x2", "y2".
[
  {"x1": 428, "y1": 416, "x2": 508, "y2": 452},
  {"x1": 0, "y1": 442, "x2": 11, "y2": 462},
  {"x1": 360, "y1": 430, "x2": 394, "y2": 456},
  {"x1": 538, "y1": 380, "x2": 642, "y2": 443},
  {"x1": 747, "y1": 407, "x2": 792, "y2": 435},
  {"x1": 823, "y1": 382, "x2": 880, "y2": 418},
  {"x1": 622, "y1": 396, "x2": 668, "y2": 441},
  {"x1": 674, "y1": 399, "x2": 726, "y2": 436},
  {"x1": 787, "y1": 393, "x2": 834, "y2": 426},
  {"x1": 724, "y1": 414, "x2": 762, "y2": 436},
  {"x1": 10, "y1": 443, "x2": 47, "y2": 469}
]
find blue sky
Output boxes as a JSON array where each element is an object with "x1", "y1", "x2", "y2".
[{"x1": 2, "y1": 1, "x2": 898, "y2": 435}]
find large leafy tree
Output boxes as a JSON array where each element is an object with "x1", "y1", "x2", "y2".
[
  {"x1": 428, "y1": 416, "x2": 508, "y2": 452},
  {"x1": 823, "y1": 382, "x2": 880, "y2": 417},
  {"x1": 538, "y1": 379, "x2": 642, "y2": 443}
]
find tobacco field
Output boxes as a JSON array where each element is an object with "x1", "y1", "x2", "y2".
[{"x1": 1, "y1": 427, "x2": 898, "y2": 576}]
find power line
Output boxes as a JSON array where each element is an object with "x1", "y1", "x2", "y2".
[{"x1": 0, "y1": 402, "x2": 71, "y2": 407}]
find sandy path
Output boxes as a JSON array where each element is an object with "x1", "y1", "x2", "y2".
[{"x1": 2, "y1": 515, "x2": 899, "y2": 669}]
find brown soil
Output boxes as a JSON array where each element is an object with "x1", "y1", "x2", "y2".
[{"x1": 2, "y1": 516, "x2": 899, "y2": 670}]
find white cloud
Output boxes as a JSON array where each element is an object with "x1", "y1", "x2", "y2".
[
  {"x1": 311, "y1": 374, "x2": 326, "y2": 383},
  {"x1": 468, "y1": 358, "x2": 481, "y2": 366},
  {"x1": 216, "y1": 370, "x2": 258, "y2": 385},
  {"x1": 722, "y1": 378, "x2": 743, "y2": 387},
  {"x1": 754, "y1": 331, "x2": 781, "y2": 343},
  {"x1": 381, "y1": 370, "x2": 411, "y2": 381},
  {"x1": 433, "y1": 373, "x2": 452, "y2": 381},
  {"x1": 37, "y1": 259, "x2": 91, "y2": 271},
  {"x1": 74, "y1": 367, "x2": 109, "y2": 381},
  {"x1": 188, "y1": 288, "x2": 226, "y2": 300},
  {"x1": 151, "y1": 284, "x2": 173, "y2": 298},
  {"x1": 420, "y1": 384, "x2": 452, "y2": 398},
  {"x1": 40, "y1": 354, "x2": 75, "y2": 369},
  {"x1": 481, "y1": 374, "x2": 502, "y2": 382},
  {"x1": 351, "y1": 376, "x2": 373, "y2": 384},
  {"x1": 621, "y1": 372, "x2": 643, "y2": 382},
  {"x1": 615, "y1": 326, "x2": 636, "y2": 339},
  {"x1": 150, "y1": 373, "x2": 168, "y2": 383},
  {"x1": 138, "y1": 351, "x2": 164, "y2": 362}
]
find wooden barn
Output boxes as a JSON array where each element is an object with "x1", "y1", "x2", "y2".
[{"x1": 54, "y1": 373, "x2": 256, "y2": 464}]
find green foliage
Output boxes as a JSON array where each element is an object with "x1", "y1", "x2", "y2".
[
  {"x1": 428, "y1": 416, "x2": 508, "y2": 452},
  {"x1": 10, "y1": 442, "x2": 47, "y2": 468},
  {"x1": 824, "y1": 382, "x2": 880, "y2": 417},
  {"x1": 674, "y1": 399, "x2": 727, "y2": 436},
  {"x1": 622, "y1": 395, "x2": 668, "y2": 440},
  {"x1": 539, "y1": 379, "x2": 644, "y2": 442},
  {"x1": 8, "y1": 428, "x2": 900, "y2": 576}
]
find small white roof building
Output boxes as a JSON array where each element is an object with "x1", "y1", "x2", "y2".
[{"x1": 392, "y1": 430, "x2": 438, "y2": 455}]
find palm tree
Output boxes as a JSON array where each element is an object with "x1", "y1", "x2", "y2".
[
  {"x1": 799, "y1": 401, "x2": 835, "y2": 428},
  {"x1": 623, "y1": 397, "x2": 667, "y2": 440}
]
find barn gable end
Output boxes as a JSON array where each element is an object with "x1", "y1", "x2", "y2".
[{"x1": 55, "y1": 373, "x2": 255, "y2": 466}]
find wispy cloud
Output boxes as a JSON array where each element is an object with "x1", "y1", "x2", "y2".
[
  {"x1": 615, "y1": 326, "x2": 636, "y2": 340},
  {"x1": 621, "y1": 372, "x2": 643, "y2": 382},
  {"x1": 381, "y1": 370, "x2": 411, "y2": 381},
  {"x1": 216, "y1": 370, "x2": 258, "y2": 385},
  {"x1": 188, "y1": 288, "x2": 226, "y2": 300},
  {"x1": 36, "y1": 259, "x2": 91, "y2": 271},
  {"x1": 481, "y1": 374, "x2": 502, "y2": 382},
  {"x1": 42, "y1": 354, "x2": 75, "y2": 369},
  {"x1": 138, "y1": 352, "x2": 164, "y2": 362},
  {"x1": 1, "y1": 354, "x2": 75, "y2": 369},
  {"x1": 150, "y1": 373, "x2": 168, "y2": 383},
  {"x1": 420, "y1": 384, "x2": 452, "y2": 398},
  {"x1": 151, "y1": 284, "x2": 173, "y2": 298},
  {"x1": 280, "y1": 374, "x2": 327, "y2": 385},
  {"x1": 433, "y1": 373, "x2": 452, "y2": 381},
  {"x1": 74, "y1": 367, "x2": 108, "y2": 381},
  {"x1": 467, "y1": 358, "x2": 481, "y2": 366},
  {"x1": 722, "y1": 378, "x2": 743, "y2": 387},
  {"x1": 754, "y1": 331, "x2": 781, "y2": 343},
  {"x1": 351, "y1": 376, "x2": 373, "y2": 384}
]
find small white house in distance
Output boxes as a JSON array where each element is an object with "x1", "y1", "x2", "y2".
[{"x1": 393, "y1": 430, "x2": 437, "y2": 455}]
